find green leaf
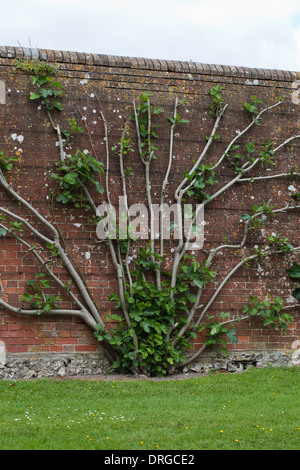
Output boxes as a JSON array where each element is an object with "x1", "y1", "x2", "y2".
[
  {"x1": 51, "y1": 81, "x2": 64, "y2": 89},
  {"x1": 94, "y1": 181, "x2": 104, "y2": 194},
  {"x1": 292, "y1": 287, "x2": 300, "y2": 300},
  {"x1": 187, "y1": 293, "x2": 197, "y2": 303},
  {"x1": 110, "y1": 314, "x2": 123, "y2": 322},
  {"x1": 210, "y1": 325, "x2": 220, "y2": 336},
  {"x1": 63, "y1": 172, "x2": 78, "y2": 185},
  {"x1": 286, "y1": 262, "x2": 300, "y2": 279},
  {"x1": 193, "y1": 279, "x2": 204, "y2": 289},
  {"x1": 30, "y1": 92, "x2": 41, "y2": 100},
  {"x1": 11, "y1": 221, "x2": 23, "y2": 232},
  {"x1": 249, "y1": 306, "x2": 258, "y2": 315},
  {"x1": 35, "y1": 272, "x2": 45, "y2": 278},
  {"x1": 0, "y1": 228, "x2": 7, "y2": 237},
  {"x1": 221, "y1": 348, "x2": 228, "y2": 357},
  {"x1": 40, "y1": 88, "x2": 53, "y2": 98},
  {"x1": 53, "y1": 101, "x2": 63, "y2": 111},
  {"x1": 263, "y1": 318, "x2": 274, "y2": 326},
  {"x1": 37, "y1": 76, "x2": 50, "y2": 86},
  {"x1": 50, "y1": 172, "x2": 61, "y2": 180},
  {"x1": 40, "y1": 280, "x2": 51, "y2": 288},
  {"x1": 226, "y1": 329, "x2": 238, "y2": 344},
  {"x1": 20, "y1": 293, "x2": 34, "y2": 303},
  {"x1": 141, "y1": 320, "x2": 151, "y2": 332}
]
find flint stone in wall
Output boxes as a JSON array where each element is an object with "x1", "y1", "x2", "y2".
[
  {"x1": 0, "y1": 352, "x2": 110, "y2": 380},
  {"x1": 185, "y1": 350, "x2": 295, "y2": 374},
  {"x1": 0, "y1": 349, "x2": 298, "y2": 380}
]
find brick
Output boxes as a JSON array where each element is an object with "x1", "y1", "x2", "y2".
[{"x1": 238, "y1": 336, "x2": 249, "y2": 343}]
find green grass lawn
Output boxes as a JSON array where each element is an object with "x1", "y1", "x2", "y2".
[{"x1": 0, "y1": 366, "x2": 299, "y2": 450}]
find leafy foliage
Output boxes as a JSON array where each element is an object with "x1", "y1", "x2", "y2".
[
  {"x1": 51, "y1": 150, "x2": 104, "y2": 208},
  {"x1": 29, "y1": 74, "x2": 64, "y2": 111},
  {"x1": 208, "y1": 85, "x2": 226, "y2": 117},
  {"x1": 15, "y1": 58, "x2": 59, "y2": 76},
  {"x1": 286, "y1": 262, "x2": 300, "y2": 300},
  {"x1": 0, "y1": 151, "x2": 18, "y2": 173},
  {"x1": 242, "y1": 296, "x2": 291, "y2": 333},
  {"x1": 15, "y1": 58, "x2": 64, "y2": 111},
  {"x1": 184, "y1": 162, "x2": 218, "y2": 202},
  {"x1": 95, "y1": 247, "x2": 216, "y2": 376},
  {"x1": 20, "y1": 273, "x2": 62, "y2": 315}
]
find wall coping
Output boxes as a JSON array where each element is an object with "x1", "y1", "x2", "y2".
[{"x1": 0, "y1": 45, "x2": 299, "y2": 82}]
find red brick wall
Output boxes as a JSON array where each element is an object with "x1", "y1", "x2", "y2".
[{"x1": 0, "y1": 46, "x2": 299, "y2": 356}]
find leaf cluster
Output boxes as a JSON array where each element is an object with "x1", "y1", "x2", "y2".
[
  {"x1": 96, "y1": 249, "x2": 216, "y2": 376},
  {"x1": 243, "y1": 95, "x2": 262, "y2": 123},
  {"x1": 20, "y1": 273, "x2": 62, "y2": 315},
  {"x1": 30, "y1": 74, "x2": 64, "y2": 111},
  {"x1": 202, "y1": 312, "x2": 238, "y2": 357},
  {"x1": 15, "y1": 58, "x2": 59, "y2": 76},
  {"x1": 0, "y1": 217, "x2": 23, "y2": 237},
  {"x1": 242, "y1": 295, "x2": 292, "y2": 333},
  {"x1": 61, "y1": 117, "x2": 84, "y2": 142},
  {"x1": 208, "y1": 85, "x2": 226, "y2": 117},
  {"x1": 0, "y1": 151, "x2": 18, "y2": 173},
  {"x1": 19, "y1": 58, "x2": 64, "y2": 112},
  {"x1": 286, "y1": 262, "x2": 300, "y2": 300},
  {"x1": 131, "y1": 92, "x2": 162, "y2": 161},
  {"x1": 240, "y1": 202, "x2": 275, "y2": 228},
  {"x1": 184, "y1": 162, "x2": 218, "y2": 202},
  {"x1": 51, "y1": 150, "x2": 104, "y2": 208},
  {"x1": 131, "y1": 93, "x2": 189, "y2": 162},
  {"x1": 267, "y1": 233, "x2": 294, "y2": 253},
  {"x1": 226, "y1": 140, "x2": 275, "y2": 175}
]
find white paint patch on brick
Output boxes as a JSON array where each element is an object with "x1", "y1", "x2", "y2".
[
  {"x1": 11, "y1": 133, "x2": 24, "y2": 143},
  {"x1": 292, "y1": 348, "x2": 300, "y2": 366},
  {"x1": 0, "y1": 340, "x2": 6, "y2": 365},
  {"x1": 291, "y1": 80, "x2": 300, "y2": 104},
  {"x1": 0, "y1": 81, "x2": 5, "y2": 104}
]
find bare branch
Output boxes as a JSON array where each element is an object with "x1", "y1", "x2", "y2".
[
  {"x1": 238, "y1": 172, "x2": 300, "y2": 182},
  {"x1": 94, "y1": 93, "x2": 112, "y2": 206},
  {"x1": 0, "y1": 273, "x2": 4, "y2": 300},
  {"x1": 74, "y1": 103, "x2": 98, "y2": 160},
  {"x1": 0, "y1": 206, "x2": 53, "y2": 245},
  {"x1": 160, "y1": 98, "x2": 178, "y2": 263},
  {"x1": 212, "y1": 99, "x2": 284, "y2": 171},
  {"x1": 175, "y1": 103, "x2": 227, "y2": 201},
  {"x1": 132, "y1": 100, "x2": 146, "y2": 165},
  {"x1": 47, "y1": 110, "x2": 65, "y2": 162},
  {"x1": 0, "y1": 169, "x2": 59, "y2": 239}
]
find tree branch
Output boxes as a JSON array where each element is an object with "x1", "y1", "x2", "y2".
[{"x1": 175, "y1": 103, "x2": 227, "y2": 201}]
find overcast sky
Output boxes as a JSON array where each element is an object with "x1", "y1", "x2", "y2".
[{"x1": 2, "y1": 0, "x2": 300, "y2": 71}]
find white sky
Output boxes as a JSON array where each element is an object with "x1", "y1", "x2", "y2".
[{"x1": 2, "y1": 0, "x2": 300, "y2": 71}]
